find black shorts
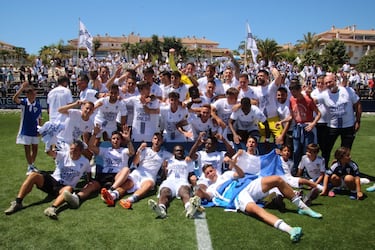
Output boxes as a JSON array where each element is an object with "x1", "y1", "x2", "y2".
[
  {"x1": 94, "y1": 173, "x2": 117, "y2": 188},
  {"x1": 38, "y1": 171, "x2": 65, "y2": 197}
]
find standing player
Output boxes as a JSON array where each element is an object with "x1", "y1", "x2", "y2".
[
  {"x1": 12, "y1": 82, "x2": 42, "y2": 174},
  {"x1": 94, "y1": 84, "x2": 127, "y2": 142}
]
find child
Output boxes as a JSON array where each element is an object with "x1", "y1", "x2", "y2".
[
  {"x1": 279, "y1": 145, "x2": 323, "y2": 205},
  {"x1": 12, "y1": 82, "x2": 42, "y2": 175},
  {"x1": 297, "y1": 143, "x2": 326, "y2": 185},
  {"x1": 321, "y1": 147, "x2": 364, "y2": 200}
]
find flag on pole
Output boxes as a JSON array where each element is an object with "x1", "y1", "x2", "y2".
[
  {"x1": 246, "y1": 23, "x2": 258, "y2": 64},
  {"x1": 79, "y1": 20, "x2": 93, "y2": 57}
]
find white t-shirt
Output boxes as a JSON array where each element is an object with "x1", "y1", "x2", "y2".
[
  {"x1": 317, "y1": 86, "x2": 359, "y2": 128},
  {"x1": 127, "y1": 96, "x2": 160, "y2": 142},
  {"x1": 238, "y1": 88, "x2": 257, "y2": 101},
  {"x1": 168, "y1": 85, "x2": 189, "y2": 102},
  {"x1": 57, "y1": 109, "x2": 94, "y2": 144},
  {"x1": 165, "y1": 157, "x2": 195, "y2": 181},
  {"x1": 297, "y1": 155, "x2": 325, "y2": 180},
  {"x1": 189, "y1": 114, "x2": 218, "y2": 140},
  {"x1": 47, "y1": 86, "x2": 73, "y2": 122},
  {"x1": 252, "y1": 81, "x2": 279, "y2": 118},
  {"x1": 212, "y1": 98, "x2": 237, "y2": 126},
  {"x1": 196, "y1": 150, "x2": 226, "y2": 177},
  {"x1": 98, "y1": 147, "x2": 130, "y2": 173},
  {"x1": 311, "y1": 88, "x2": 328, "y2": 124},
  {"x1": 79, "y1": 88, "x2": 98, "y2": 103},
  {"x1": 135, "y1": 148, "x2": 173, "y2": 181},
  {"x1": 197, "y1": 77, "x2": 225, "y2": 96},
  {"x1": 160, "y1": 105, "x2": 190, "y2": 142},
  {"x1": 276, "y1": 101, "x2": 293, "y2": 132},
  {"x1": 206, "y1": 171, "x2": 236, "y2": 199},
  {"x1": 94, "y1": 97, "x2": 127, "y2": 132},
  {"x1": 230, "y1": 105, "x2": 266, "y2": 132},
  {"x1": 150, "y1": 82, "x2": 163, "y2": 98},
  {"x1": 51, "y1": 151, "x2": 90, "y2": 187},
  {"x1": 119, "y1": 90, "x2": 139, "y2": 125}
]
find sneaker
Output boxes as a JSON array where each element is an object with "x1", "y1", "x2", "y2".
[
  {"x1": 290, "y1": 227, "x2": 303, "y2": 242},
  {"x1": 101, "y1": 188, "x2": 115, "y2": 206},
  {"x1": 119, "y1": 199, "x2": 132, "y2": 209},
  {"x1": 349, "y1": 192, "x2": 357, "y2": 200},
  {"x1": 4, "y1": 201, "x2": 23, "y2": 215},
  {"x1": 44, "y1": 207, "x2": 57, "y2": 219},
  {"x1": 26, "y1": 165, "x2": 40, "y2": 176},
  {"x1": 328, "y1": 190, "x2": 336, "y2": 197},
  {"x1": 366, "y1": 184, "x2": 375, "y2": 192},
  {"x1": 303, "y1": 187, "x2": 320, "y2": 206},
  {"x1": 298, "y1": 208, "x2": 323, "y2": 219},
  {"x1": 186, "y1": 196, "x2": 201, "y2": 219},
  {"x1": 148, "y1": 199, "x2": 167, "y2": 219},
  {"x1": 63, "y1": 191, "x2": 80, "y2": 208},
  {"x1": 360, "y1": 178, "x2": 370, "y2": 184}
]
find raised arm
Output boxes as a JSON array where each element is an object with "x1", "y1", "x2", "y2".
[
  {"x1": 188, "y1": 132, "x2": 205, "y2": 160},
  {"x1": 58, "y1": 100, "x2": 83, "y2": 114},
  {"x1": 12, "y1": 81, "x2": 28, "y2": 104},
  {"x1": 88, "y1": 124, "x2": 101, "y2": 155}
]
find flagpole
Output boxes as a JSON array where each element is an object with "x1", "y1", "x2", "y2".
[
  {"x1": 244, "y1": 22, "x2": 247, "y2": 67},
  {"x1": 76, "y1": 18, "x2": 80, "y2": 65}
]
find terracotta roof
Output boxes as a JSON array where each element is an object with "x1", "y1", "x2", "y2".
[{"x1": 316, "y1": 25, "x2": 375, "y2": 37}]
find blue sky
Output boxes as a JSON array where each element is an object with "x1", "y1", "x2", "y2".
[{"x1": 1, "y1": 0, "x2": 374, "y2": 55}]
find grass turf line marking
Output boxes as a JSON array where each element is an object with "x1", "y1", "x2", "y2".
[{"x1": 194, "y1": 212, "x2": 213, "y2": 250}]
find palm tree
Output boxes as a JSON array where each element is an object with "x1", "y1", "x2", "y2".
[
  {"x1": 93, "y1": 39, "x2": 101, "y2": 57},
  {"x1": 238, "y1": 40, "x2": 246, "y2": 55},
  {"x1": 257, "y1": 38, "x2": 281, "y2": 66},
  {"x1": 296, "y1": 32, "x2": 320, "y2": 52}
]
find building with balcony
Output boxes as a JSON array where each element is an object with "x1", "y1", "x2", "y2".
[
  {"x1": 68, "y1": 33, "x2": 229, "y2": 60},
  {"x1": 314, "y1": 25, "x2": 375, "y2": 65}
]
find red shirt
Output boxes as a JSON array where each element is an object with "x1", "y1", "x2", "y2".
[{"x1": 289, "y1": 95, "x2": 316, "y2": 124}]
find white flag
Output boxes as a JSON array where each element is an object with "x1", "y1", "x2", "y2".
[
  {"x1": 79, "y1": 20, "x2": 93, "y2": 57},
  {"x1": 246, "y1": 23, "x2": 258, "y2": 64}
]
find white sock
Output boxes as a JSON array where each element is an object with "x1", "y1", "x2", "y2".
[
  {"x1": 184, "y1": 202, "x2": 191, "y2": 210},
  {"x1": 111, "y1": 190, "x2": 119, "y2": 200},
  {"x1": 291, "y1": 196, "x2": 308, "y2": 209},
  {"x1": 159, "y1": 204, "x2": 166, "y2": 210},
  {"x1": 317, "y1": 184, "x2": 323, "y2": 191},
  {"x1": 274, "y1": 219, "x2": 292, "y2": 233}
]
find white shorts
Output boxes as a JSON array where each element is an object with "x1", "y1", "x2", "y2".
[
  {"x1": 236, "y1": 178, "x2": 269, "y2": 212},
  {"x1": 282, "y1": 175, "x2": 300, "y2": 188},
  {"x1": 127, "y1": 169, "x2": 155, "y2": 193},
  {"x1": 16, "y1": 134, "x2": 39, "y2": 145},
  {"x1": 158, "y1": 179, "x2": 190, "y2": 198}
]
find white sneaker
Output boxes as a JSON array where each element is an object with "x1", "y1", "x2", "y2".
[
  {"x1": 186, "y1": 196, "x2": 201, "y2": 219},
  {"x1": 360, "y1": 178, "x2": 370, "y2": 184},
  {"x1": 148, "y1": 199, "x2": 167, "y2": 219},
  {"x1": 63, "y1": 191, "x2": 80, "y2": 208},
  {"x1": 44, "y1": 207, "x2": 57, "y2": 219},
  {"x1": 26, "y1": 165, "x2": 40, "y2": 176}
]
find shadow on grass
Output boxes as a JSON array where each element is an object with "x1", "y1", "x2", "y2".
[
  {"x1": 23, "y1": 194, "x2": 55, "y2": 209},
  {"x1": 360, "y1": 172, "x2": 375, "y2": 182}
]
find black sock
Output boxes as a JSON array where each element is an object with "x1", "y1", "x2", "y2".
[
  {"x1": 77, "y1": 194, "x2": 82, "y2": 202},
  {"x1": 15, "y1": 198, "x2": 23, "y2": 204}
]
